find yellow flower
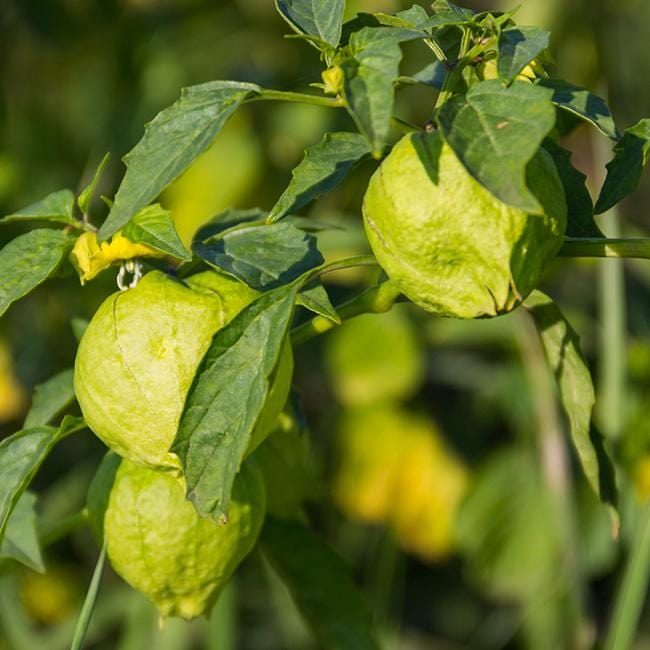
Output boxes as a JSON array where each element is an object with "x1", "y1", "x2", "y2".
[{"x1": 70, "y1": 231, "x2": 162, "y2": 284}]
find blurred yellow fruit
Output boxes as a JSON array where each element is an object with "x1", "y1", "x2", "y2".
[
  {"x1": 19, "y1": 566, "x2": 81, "y2": 624},
  {"x1": 633, "y1": 455, "x2": 650, "y2": 502},
  {"x1": 334, "y1": 405, "x2": 469, "y2": 560},
  {"x1": 162, "y1": 115, "x2": 261, "y2": 246},
  {"x1": 0, "y1": 341, "x2": 26, "y2": 422}
]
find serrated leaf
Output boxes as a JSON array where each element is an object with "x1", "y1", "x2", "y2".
[
  {"x1": 121, "y1": 203, "x2": 190, "y2": 260},
  {"x1": 543, "y1": 139, "x2": 603, "y2": 237},
  {"x1": 2, "y1": 189, "x2": 77, "y2": 226},
  {"x1": 341, "y1": 27, "x2": 429, "y2": 155},
  {"x1": 193, "y1": 221, "x2": 324, "y2": 291},
  {"x1": 24, "y1": 368, "x2": 76, "y2": 428},
  {"x1": 100, "y1": 81, "x2": 261, "y2": 240},
  {"x1": 0, "y1": 416, "x2": 85, "y2": 544},
  {"x1": 438, "y1": 80, "x2": 556, "y2": 213},
  {"x1": 595, "y1": 118, "x2": 650, "y2": 214},
  {"x1": 0, "y1": 229, "x2": 74, "y2": 319},
  {"x1": 269, "y1": 132, "x2": 372, "y2": 222},
  {"x1": 0, "y1": 492, "x2": 43, "y2": 572},
  {"x1": 297, "y1": 280, "x2": 340, "y2": 323},
  {"x1": 261, "y1": 518, "x2": 380, "y2": 650},
  {"x1": 275, "y1": 0, "x2": 345, "y2": 47},
  {"x1": 498, "y1": 26, "x2": 549, "y2": 84},
  {"x1": 537, "y1": 79, "x2": 619, "y2": 140},
  {"x1": 524, "y1": 291, "x2": 618, "y2": 515},
  {"x1": 78, "y1": 153, "x2": 110, "y2": 215},
  {"x1": 172, "y1": 285, "x2": 297, "y2": 522}
]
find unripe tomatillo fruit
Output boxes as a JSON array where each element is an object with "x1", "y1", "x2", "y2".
[
  {"x1": 362, "y1": 132, "x2": 567, "y2": 319},
  {"x1": 104, "y1": 459, "x2": 265, "y2": 620},
  {"x1": 74, "y1": 270, "x2": 293, "y2": 472}
]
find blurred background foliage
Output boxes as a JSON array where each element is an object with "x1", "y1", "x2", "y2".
[{"x1": 1, "y1": 0, "x2": 650, "y2": 648}]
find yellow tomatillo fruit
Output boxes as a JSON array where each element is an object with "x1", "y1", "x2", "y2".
[
  {"x1": 74, "y1": 270, "x2": 293, "y2": 472},
  {"x1": 362, "y1": 131, "x2": 567, "y2": 319},
  {"x1": 104, "y1": 459, "x2": 265, "y2": 620}
]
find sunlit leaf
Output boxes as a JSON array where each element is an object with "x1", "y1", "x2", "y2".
[
  {"x1": 100, "y1": 81, "x2": 261, "y2": 239},
  {"x1": 172, "y1": 285, "x2": 297, "y2": 522},
  {"x1": 438, "y1": 80, "x2": 555, "y2": 213},
  {"x1": 0, "y1": 229, "x2": 74, "y2": 318}
]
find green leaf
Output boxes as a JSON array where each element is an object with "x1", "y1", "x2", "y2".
[
  {"x1": 438, "y1": 79, "x2": 556, "y2": 213},
  {"x1": 261, "y1": 517, "x2": 380, "y2": 650},
  {"x1": 524, "y1": 291, "x2": 618, "y2": 514},
  {"x1": 269, "y1": 132, "x2": 372, "y2": 222},
  {"x1": 0, "y1": 416, "x2": 85, "y2": 543},
  {"x1": 543, "y1": 139, "x2": 603, "y2": 238},
  {"x1": 99, "y1": 81, "x2": 261, "y2": 240},
  {"x1": 0, "y1": 229, "x2": 74, "y2": 319},
  {"x1": 86, "y1": 453, "x2": 121, "y2": 543},
  {"x1": 425, "y1": 1, "x2": 474, "y2": 27},
  {"x1": 193, "y1": 221, "x2": 324, "y2": 291},
  {"x1": 1, "y1": 189, "x2": 77, "y2": 226},
  {"x1": 370, "y1": 6, "x2": 430, "y2": 29},
  {"x1": 24, "y1": 368, "x2": 76, "y2": 428},
  {"x1": 70, "y1": 544, "x2": 107, "y2": 650},
  {"x1": 296, "y1": 280, "x2": 340, "y2": 324},
  {"x1": 172, "y1": 284, "x2": 297, "y2": 522},
  {"x1": 408, "y1": 61, "x2": 447, "y2": 89},
  {"x1": 274, "y1": 0, "x2": 345, "y2": 47},
  {"x1": 497, "y1": 26, "x2": 549, "y2": 84},
  {"x1": 537, "y1": 79, "x2": 619, "y2": 140},
  {"x1": 0, "y1": 492, "x2": 44, "y2": 573},
  {"x1": 121, "y1": 203, "x2": 190, "y2": 260},
  {"x1": 341, "y1": 27, "x2": 429, "y2": 155},
  {"x1": 595, "y1": 118, "x2": 650, "y2": 214},
  {"x1": 192, "y1": 208, "x2": 266, "y2": 246},
  {"x1": 78, "y1": 153, "x2": 110, "y2": 215}
]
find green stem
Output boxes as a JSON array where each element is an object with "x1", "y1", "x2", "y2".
[
  {"x1": 604, "y1": 501, "x2": 650, "y2": 650},
  {"x1": 559, "y1": 238, "x2": 650, "y2": 259},
  {"x1": 251, "y1": 89, "x2": 344, "y2": 108},
  {"x1": 291, "y1": 280, "x2": 402, "y2": 346}
]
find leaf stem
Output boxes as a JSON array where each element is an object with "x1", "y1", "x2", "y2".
[
  {"x1": 604, "y1": 501, "x2": 650, "y2": 650},
  {"x1": 251, "y1": 89, "x2": 344, "y2": 108},
  {"x1": 559, "y1": 237, "x2": 650, "y2": 259},
  {"x1": 291, "y1": 280, "x2": 401, "y2": 346}
]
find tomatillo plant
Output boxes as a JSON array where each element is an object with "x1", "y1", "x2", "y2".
[{"x1": 1, "y1": 1, "x2": 650, "y2": 647}]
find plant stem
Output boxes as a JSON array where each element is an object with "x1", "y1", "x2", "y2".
[
  {"x1": 604, "y1": 501, "x2": 650, "y2": 650},
  {"x1": 593, "y1": 124, "x2": 627, "y2": 442},
  {"x1": 291, "y1": 281, "x2": 402, "y2": 346},
  {"x1": 559, "y1": 238, "x2": 650, "y2": 259},
  {"x1": 252, "y1": 89, "x2": 344, "y2": 108}
]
